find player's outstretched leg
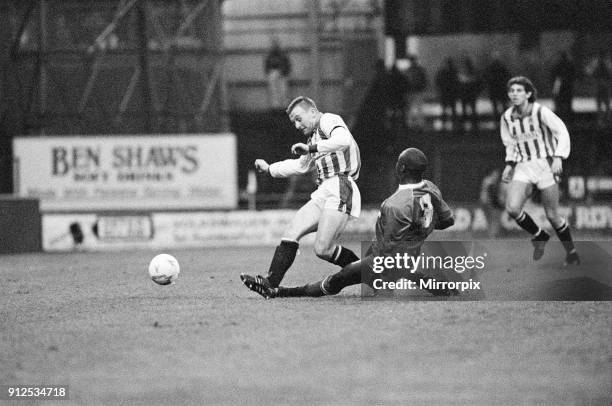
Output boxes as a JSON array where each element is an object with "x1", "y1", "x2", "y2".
[
  {"x1": 270, "y1": 257, "x2": 460, "y2": 299},
  {"x1": 555, "y1": 221, "x2": 580, "y2": 265},
  {"x1": 240, "y1": 274, "x2": 278, "y2": 299},
  {"x1": 506, "y1": 181, "x2": 549, "y2": 260},
  {"x1": 239, "y1": 240, "x2": 298, "y2": 296},
  {"x1": 554, "y1": 221, "x2": 580, "y2": 265},
  {"x1": 276, "y1": 277, "x2": 331, "y2": 298},
  {"x1": 541, "y1": 185, "x2": 580, "y2": 266},
  {"x1": 260, "y1": 200, "x2": 321, "y2": 288},
  {"x1": 265, "y1": 239, "x2": 300, "y2": 287},
  {"x1": 514, "y1": 210, "x2": 550, "y2": 260},
  {"x1": 325, "y1": 244, "x2": 359, "y2": 268},
  {"x1": 277, "y1": 258, "x2": 367, "y2": 298},
  {"x1": 314, "y1": 209, "x2": 358, "y2": 267},
  {"x1": 530, "y1": 230, "x2": 550, "y2": 261}
]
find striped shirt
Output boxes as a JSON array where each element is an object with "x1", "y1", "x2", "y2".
[
  {"x1": 269, "y1": 113, "x2": 361, "y2": 182},
  {"x1": 500, "y1": 102, "x2": 570, "y2": 163}
]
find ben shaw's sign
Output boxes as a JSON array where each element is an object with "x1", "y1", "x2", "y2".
[{"x1": 13, "y1": 134, "x2": 237, "y2": 211}]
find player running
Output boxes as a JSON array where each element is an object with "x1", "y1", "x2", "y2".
[
  {"x1": 501, "y1": 76, "x2": 579, "y2": 265},
  {"x1": 242, "y1": 148, "x2": 456, "y2": 299},
  {"x1": 240, "y1": 96, "x2": 362, "y2": 294}
]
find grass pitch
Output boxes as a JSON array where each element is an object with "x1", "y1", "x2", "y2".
[{"x1": 1, "y1": 245, "x2": 611, "y2": 405}]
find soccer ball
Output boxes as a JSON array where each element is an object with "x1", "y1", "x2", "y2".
[{"x1": 148, "y1": 254, "x2": 180, "y2": 285}]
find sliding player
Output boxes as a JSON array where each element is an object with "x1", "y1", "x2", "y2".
[{"x1": 242, "y1": 148, "x2": 456, "y2": 299}]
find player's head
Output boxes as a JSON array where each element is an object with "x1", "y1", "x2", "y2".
[
  {"x1": 286, "y1": 96, "x2": 319, "y2": 136},
  {"x1": 396, "y1": 148, "x2": 427, "y2": 182},
  {"x1": 507, "y1": 76, "x2": 537, "y2": 104}
]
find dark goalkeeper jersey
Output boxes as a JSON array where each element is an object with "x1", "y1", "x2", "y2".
[{"x1": 374, "y1": 180, "x2": 453, "y2": 256}]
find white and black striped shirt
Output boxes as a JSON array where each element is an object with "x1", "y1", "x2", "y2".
[
  {"x1": 270, "y1": 113, "x2": 361, "y2": 182},
  {"x1": 500, "y1": 102, "x2": 570, "y2": 163}
]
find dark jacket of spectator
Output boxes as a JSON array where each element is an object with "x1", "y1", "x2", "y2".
[
  {"x1": 388, "y1": 65, "x2": 409, "y2": 114},
  {"x1": 484, "y1": 57, "x2": 511, "y2": 116},
  {"x1": 265, "y1": 44, "x2": 291, "y2": 77},
  {"x1": 551, "y1": 52, "x2": 577, "y2": 117},
  {"x1": 435, "y1": 58, "x2": 460, "y2": 105},
  {"x1": 406, "y1": 58, "x2": 428, "y2": 93},
  {"x1": 458, "y1": 57, "x2": 480, "y2": 122},
  {"x1": 588, "y1": 52, "x2": 611, "y2": 113}
]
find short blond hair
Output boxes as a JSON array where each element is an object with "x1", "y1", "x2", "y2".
[{"x1": 286, "y1": 96, "x2": 317, "y2": 115}]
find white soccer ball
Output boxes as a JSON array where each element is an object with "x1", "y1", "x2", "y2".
[{"x1": 148, "y1": 254, "x2": 180, "y2": 285}]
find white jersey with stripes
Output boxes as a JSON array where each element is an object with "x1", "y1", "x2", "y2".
[
  {"x1": 500, "y1": 102, "x2": 570, "y2": 163},
  {"x1": 269, "y1": 113, "x2": 361, "y2": 182}
]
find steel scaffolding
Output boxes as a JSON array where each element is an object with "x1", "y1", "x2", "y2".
[{"x1": 1, "y1": 0, "x2": 228, "y2": 136}]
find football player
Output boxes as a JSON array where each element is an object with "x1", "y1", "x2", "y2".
[
  {"x1": 501, "y1": 76, "x2": 579, "y2": 265},
  {"x1": 242, "y1": 147, "x2": 456, "y2": 298},
  {"x1": 240, "y1": 96, "x2": 362, "y2": 293}
]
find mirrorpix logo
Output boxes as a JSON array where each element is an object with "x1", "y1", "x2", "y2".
[{"x1": 370, "y1": 251, "x2": 485, "y2": 293}]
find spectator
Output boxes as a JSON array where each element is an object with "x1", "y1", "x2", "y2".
[
  {"x1": 264, "y1": 39, "x2": 291, "y2": 110},
  {"x1": 551, "y1": 51, "x2": 577, "y2": 120},
  {"x1": 352, "y1": 60, "x2": 399, "y2": 198},
  {"x1": 387, "y1": 62, "x2": 409, "y2": 129},
  {"x1": 405, "y1": 55, "x2": 428, "y2": 129},
  {"x1": 435, "y1": 57, "x2": 460, "y2": 129},
  {"x1": 458, "y1": 56, "x2": 480, "y2": 128},
  {"x1": 585, "y1": 51, "x2": 611, "y2": 125},
  {"x1": 354, "y1": 59, "x2": 393, "y2": 141},
  {"x1": 363, "y1": 59, "x2": 391, "y2": 121},
  {"x1": 483, "y1": 52, "x2": 511, "y2": 118},
  {"x1": 479, "y1": 168, "x2": 506, "y2": 238}
]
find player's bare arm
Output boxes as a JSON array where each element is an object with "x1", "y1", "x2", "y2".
[
  {"x1": 502, "y1": 163, "x2": 514, "y2": 183},
  {"x1": 291, "y1": 126, "x2": 352, "y2": 156},
  {"x1": 539, "y1": 106, "x2": 569, "y2": 178},
  {"x1": 550, "y1": 157, "x2": 563, "y2": 176},
  {"x1": 291, "y1": 143, "x2": 310, "y2": 155},
  {"x1": 256, "y1": 156, "x2": 313, "y2": 177},
  {"x1": 254, "y1": 159, "x2": 270, "y2": 173}
]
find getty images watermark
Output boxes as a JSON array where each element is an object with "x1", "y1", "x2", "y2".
[
  {"x1": 359, "y1": 241, "x2": 612, "y2": 300},
  {"x1": 371, "y1": 251, "x2": 484, "y2": 293}
]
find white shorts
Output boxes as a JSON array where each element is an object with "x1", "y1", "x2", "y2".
[
  {"x1": 512, "y1": 158, "x2": 557, "y2": 190},
  {"x1": 310, "y1": 175, "x2": 361, "y2": 218}
]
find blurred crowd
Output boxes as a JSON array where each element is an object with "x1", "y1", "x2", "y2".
[
  {"x1": 260, "y1": 40, "x2": 611, "y2": 132},
  {"x1": 373, "y1": 51, "x2": 612, "y2": 131}
]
